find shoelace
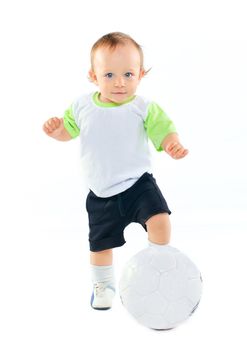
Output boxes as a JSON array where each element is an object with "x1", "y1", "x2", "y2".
[{"x1": 94, "y1": 282, "x2": 107, "y2": 297}]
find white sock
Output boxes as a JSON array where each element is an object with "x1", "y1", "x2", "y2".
[{"x1": 91, "y1": 264, "x2": 115, "y2": 289}]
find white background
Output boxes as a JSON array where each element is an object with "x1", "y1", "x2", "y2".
[{"x1": 0, "y1": 0, "x2": 247, "y2": 349}]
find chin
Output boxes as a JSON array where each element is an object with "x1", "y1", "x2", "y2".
[{"x1": 111, "y1": 94, "x2": 129, "y2": 102}]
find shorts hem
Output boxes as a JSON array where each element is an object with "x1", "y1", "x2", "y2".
[
  {"x1": 89, "y1": 236, "x2": 126, "y2": 252},
  {"x1": 140, "y1": 208, "x2": 172, "y2": 232}
]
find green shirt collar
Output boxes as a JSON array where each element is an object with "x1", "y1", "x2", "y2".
[{"x1": 92, "y1": 91, "x2": 136, "y2": 107}]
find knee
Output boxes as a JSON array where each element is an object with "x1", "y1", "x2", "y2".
[{"x1": 146, "y1": 213, "x2": 171, "y2": 245}]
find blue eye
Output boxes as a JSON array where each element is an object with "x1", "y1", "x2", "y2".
[
  {"x1": 125, "y1": 72, "x2": 133, "y2": 78},
  {"x1": 105, "y1": 73, "x2": 113, "y2": 78}
]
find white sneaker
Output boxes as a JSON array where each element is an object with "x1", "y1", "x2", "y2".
[{"x1": 91, "y1": 281, "x2": 115, "y2": 310}]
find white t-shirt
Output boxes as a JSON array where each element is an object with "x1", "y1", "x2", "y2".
[{"x1": 63, "y1": 91, "x2": 176, "y2": 198}]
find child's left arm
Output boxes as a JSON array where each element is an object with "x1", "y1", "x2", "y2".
[{"x1": 161, "y1": 133, "x2": 189, "y2": 159}]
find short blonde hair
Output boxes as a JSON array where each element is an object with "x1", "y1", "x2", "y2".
[{"x1": 90, "y1": 32, "x2": 151, "y2": 75}]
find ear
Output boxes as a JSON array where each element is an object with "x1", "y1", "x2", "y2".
[
  {"x1": 88, "y1": 70, "x2": 98, "y2": 85},
  {"x1": 138, "y1": 68, "x2": 145, "y2": 80}
]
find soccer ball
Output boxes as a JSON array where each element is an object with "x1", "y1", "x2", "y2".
[{"x1": 119, "y1": 245, "x2": 202, "y2": 330}]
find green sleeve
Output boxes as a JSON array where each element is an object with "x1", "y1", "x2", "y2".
[
  {"x1": 63, "y1": 105, "x2": 80, "y2": 138},
  {"x1": 144, "y1": 102, "x2": 177, "y2": 152}
]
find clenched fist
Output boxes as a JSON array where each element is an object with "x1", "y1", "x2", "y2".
[
  {"x1": 166, "y1": 142, "x2": 189, "y2": 159},
  {"x1": 42, "y1": 117, "x2": 72, "y2": 141},
  {"x1": 161, "y1": 133, "x2": 189, "y2": 160},
  {"x1": 43, "y1": 117, "x2": 63, "y2": 137}
]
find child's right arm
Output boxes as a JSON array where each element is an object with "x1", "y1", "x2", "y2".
[{"x1": 43, "y1": 117, "x2": 72, "y2": 141}]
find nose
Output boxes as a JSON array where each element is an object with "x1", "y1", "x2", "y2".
[{"x1": 114, "y1": 76, "x2": 125, "y2": 87}]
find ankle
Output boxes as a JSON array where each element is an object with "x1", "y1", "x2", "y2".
[{"x1": 91, "y1": 264, "x2": 115, "y2": 287}]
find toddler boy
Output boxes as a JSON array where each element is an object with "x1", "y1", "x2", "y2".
[{"x1": 43, "y1": 32, "x2": 188, "y2": 310}]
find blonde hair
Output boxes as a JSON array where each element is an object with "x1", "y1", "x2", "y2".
[{"x1": 90, "y1": 32, "x2": 151, "y2": 76}]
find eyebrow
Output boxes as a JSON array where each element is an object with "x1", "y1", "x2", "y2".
[{"x1": 102, "y1": 68, "x2": 138, "y2": 73}]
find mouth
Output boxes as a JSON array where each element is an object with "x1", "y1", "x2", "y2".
[{"x1": 112, "y1": 92, "x2": 127, "y2": 95}]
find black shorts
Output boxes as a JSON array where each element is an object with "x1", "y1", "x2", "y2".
[{"x1": 86, "y1": 172, "x2": 171, "y2": 252}]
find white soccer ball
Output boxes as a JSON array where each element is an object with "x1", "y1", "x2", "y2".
[{"x1": 119, "y1": 245, "x2": 203, "y2": 330}]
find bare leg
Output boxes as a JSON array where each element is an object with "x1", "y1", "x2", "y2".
[
  {"x1": 145, "y1": 213, "x2": 171, "y2": 245},
  {"x1": 90, "y1": 249, "x2": 113, "y2": 266}
]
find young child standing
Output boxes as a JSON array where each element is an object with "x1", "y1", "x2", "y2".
[{"x1": 43, "y1": 32, "x2": 188, "y2": 310}]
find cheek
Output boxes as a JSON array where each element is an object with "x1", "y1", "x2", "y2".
[
  {"x1": 128, "y1": 79, "x2": 139, "y2": 88},
  {"x1": 98, "y1": 79, "x2": 111, "y2": 88}
]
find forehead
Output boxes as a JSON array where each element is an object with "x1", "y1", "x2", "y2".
[{"x1": 93, "y1": 44, "x2": 141, "y2": 70}]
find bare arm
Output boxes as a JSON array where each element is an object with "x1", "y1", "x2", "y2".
[
  {"x1": 43, "y1": 117, "x2": 72, "y2": 141},
  {"x1": 161, "y1": 132, "x2": 189, "y2": 159}
]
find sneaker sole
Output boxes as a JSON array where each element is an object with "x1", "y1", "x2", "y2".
[
  {"x1": 90, "y1": 293, "x2": 112, "y2": 310},
  {"x1": 91, "y1": 305, "x2": 111, "y2": 310}
]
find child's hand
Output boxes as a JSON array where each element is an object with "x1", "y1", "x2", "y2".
[
  {"x1": 43, "y1": 117, "x2": 63, "y2": 137},
  {"x1": 166, "y1": 142, "x2": 189, "y2": 159}
]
